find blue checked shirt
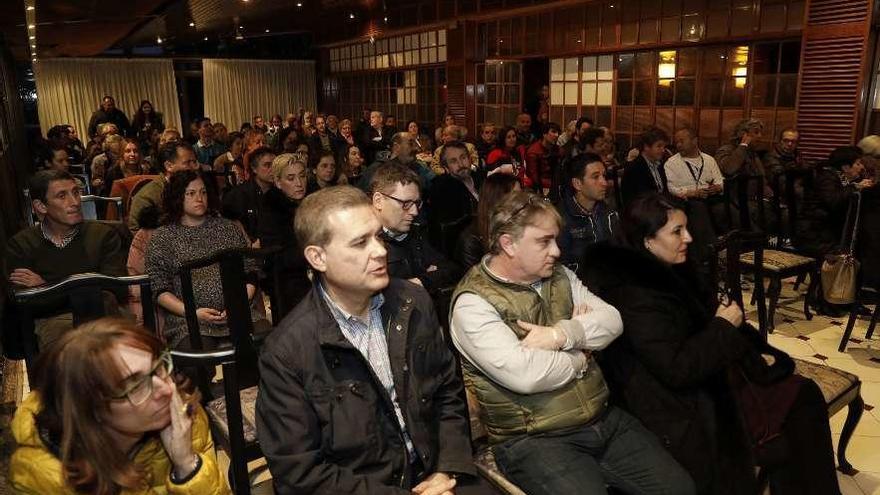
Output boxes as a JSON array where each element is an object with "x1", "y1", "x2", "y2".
[{"x1": 318, "y1": 283, "x2": 417, "y2": 459}]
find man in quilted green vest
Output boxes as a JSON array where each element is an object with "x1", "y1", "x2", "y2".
[{"x1": 450, "y1": 190, "x2": 695, "y2": 495}]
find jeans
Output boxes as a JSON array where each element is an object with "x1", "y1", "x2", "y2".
[{"x1": 493, "y1": 406, "x2": 696, "y2": 495}]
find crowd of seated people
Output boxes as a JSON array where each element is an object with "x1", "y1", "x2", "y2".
[{"x1": 9, "y1": 94, "x2": 879, "y2": 494}]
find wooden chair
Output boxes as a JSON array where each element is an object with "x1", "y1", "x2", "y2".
[
  {"x1": 10, "y1": 273, "x2": 156, "y2": 381},
  {"x1": 713, "y1": 231, "x2": 863, "y2": 475},
  {"x1": 723, "y1": 174, "x2": 817, "y2": 331},
  {"x1": 837, "y1": 193, "x2": 880, "y2": 352},
  {"x1": 172, "y1": 248, "x2": 271, "y2": 495},
  {"x1": 465, "y1": 387, "x2": 527, "y2": 495}
]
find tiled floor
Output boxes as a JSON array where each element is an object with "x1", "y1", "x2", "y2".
[{"x1": 753, "y1": 281, "x2": 880, "y2": 495}]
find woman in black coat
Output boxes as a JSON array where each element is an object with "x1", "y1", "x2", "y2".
[
  {"x1": 258, "y1": 154, "x2": 311, "y2": 321},
  {"x1": 579, "y1": 193, "x2": 840, "y2": 495}
]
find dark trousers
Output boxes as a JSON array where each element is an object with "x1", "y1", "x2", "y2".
[
  {"x1": 766, "y1": 379, "x2": 841, "y2": 495},
  {"x1": 492, "y1": 406, "x2": 696, "y2": 495}
]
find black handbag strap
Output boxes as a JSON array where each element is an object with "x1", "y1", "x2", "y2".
[{"x1": 841, "y1": 192, "x2": 863, "y2": 256}]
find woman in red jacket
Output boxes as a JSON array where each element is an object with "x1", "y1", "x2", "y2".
[{"x1": 486, "y1": 126, "x2": 532, "y2": 189}]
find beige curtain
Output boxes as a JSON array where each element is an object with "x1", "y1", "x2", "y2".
[
  {"x1": 203, "y1": 59, "x2": 316, "y2": 130},
  {"x1": 34, "y1": 58, "x2": 181, "y2": 139}
]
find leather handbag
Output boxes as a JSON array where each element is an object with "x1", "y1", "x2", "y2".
[{"x1": 821, "y1": 192, "x2": 862, "y2": 305}]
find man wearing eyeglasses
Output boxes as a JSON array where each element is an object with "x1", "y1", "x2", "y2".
[
  {"x1": 5, "y1": 169, "x2": 127, "y2": 349},
  {"x1": 449, "y1": 190, "x2": 696, "y2": 495},
  {"x1": 371, "y1": 162, "x2": 461, "y2": 296}
]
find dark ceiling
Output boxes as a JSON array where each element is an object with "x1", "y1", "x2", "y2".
[{"x1": 0, "y1": 0, "x2": 408, "y2": 61}]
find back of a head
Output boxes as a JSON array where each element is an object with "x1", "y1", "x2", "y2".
[
  {"x1": 620, "y1": 193, "x2": 685, "y2": 251},
  {"x1": 638, "y1": 127, "x2": 670, "y2": 150},
  {"x1": 476, "y1": 174, "x2": 519, "y2": 245},
  {"x1": 487, "y1": 190, "x2": 561, "y2": 255},
  {"x1": 370, "y1": 162, "x2": 421, "y2": 195},
  {"x1": 857, "y1": 135, "x2": 880, "y2": 158},
  {"x1": 827, "y1": 146, "x2": 863, "y2": 170},
  {"x1": 581, "y1": 128, "x2": 606, "y2": 149},
  {"x1": 295, "y1": 185, "x2": 371, "y2": 248},
  {"x1": 29, "y1": 169, "x2": 75, "y2": 203}
]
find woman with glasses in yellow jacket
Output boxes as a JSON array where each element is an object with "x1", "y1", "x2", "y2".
[{"x1": 9, "y1": 318, "x2": 230, "y2": 495}]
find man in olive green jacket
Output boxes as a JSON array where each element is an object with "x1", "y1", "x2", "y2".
[{"x1": 450, "y1": 190, "x2": 695, "y2": 495}]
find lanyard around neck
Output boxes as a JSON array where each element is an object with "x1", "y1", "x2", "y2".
[{"x1": 684, "y1": 154, "x2": 705, "y2": 184}]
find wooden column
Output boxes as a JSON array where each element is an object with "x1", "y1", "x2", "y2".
[{"x1": 796, "y1": 0, "x2": 874, "y2": 163}]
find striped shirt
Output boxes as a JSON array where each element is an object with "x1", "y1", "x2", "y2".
[{"x1": 318, "y1": 283, "x2": 416, "y2": 459}]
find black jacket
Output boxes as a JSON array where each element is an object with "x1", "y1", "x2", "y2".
[
  {"x1": 794, "y1": 166, "x2": 857, "y2": 258},
  {"x1": 426, "y1": 174, "x2": 478, "y2": 255},
  {"x1": 621, "y1": 154, "x2": 668, "y2": 206},
  {"x1": 87, "y1": 108, "x2": 131, "y2": 138},
  {"x1": 579, "y1": 243, "x2": 756, "y2": 495},
  {"x1": 255, "y1": 279, "x2": 476, "y2": 494},
  {"x1": 380, "y1": 227, "x2": 462, "y2": 295},
  {"x1": 453, "y1": 222, "x2": 483, "y2": 270},
  {"x1": 258, "y1": 187, "x2": 310, "y2": 320},
  {"x1": 221, "y1": 179, "x2": 265, "y2": 240}
]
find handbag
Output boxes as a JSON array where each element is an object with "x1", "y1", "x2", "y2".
[{"x1": 821, "y1": 192, "x2": 862, "y2": 305}]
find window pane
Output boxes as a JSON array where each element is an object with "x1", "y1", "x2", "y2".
[
  {"x1": 706, "y1": 10, "x2": 728, "y2": 38},
  {"x1": 565, "y1": 83, "x2": 579, "y2": 105},
  {"x1": 780, "y1": 42, "x2": 801, "y2": 73},
  {"x1": 761, "y1": 4, "x2": 786, "y2": 32},
  {"x1": 723, "y1": 79, "x2": 745, "y2": 107},
  {"x1": 675, "y1": 79, "x2": 695, "y2": 105},
  {"x1": 729, "y1": 6, "x2": 754, "y2": 36},
  {"x1": 673, "y1": 48, "x2": 696, "y2": 77},
  {"x1": 661, "y1": 16, "x2": 680, "y2": 42},
  {"x1": 635, "y1": 52, "x2": 654, "y2": 78},
  {"x1": 702, "y1": 48, "x2": 726, "y2": 76},
  {"x1": 551, "y1": 83, "x2": 564, "y2": 105},
  {"x1": 777, "y1": 74, "x2": 797, "y2": 108},
  {"x1": 656, "y1": 81, "x2": 674, "y2": 106},
  {"x1": 582, "y1": 82, "x2": 598, "y2": 105},
  {"x1": 598, "y1": 55, "x2": 614, "y2": 79},
  {"x1": 565, "y1": 57, "x2": 579, "y2": 81},
  {"x1": 682, "y1": 14, "x2": 704, "y2": 41},
  {"x1": 635, "y1": 80, "x2": 653, "y2": 105},
  {"x1": 618, "y1": 54, "x2": 635, "y2": 79},
  {"x1": 582, "y1": 56, "x2": 598, "y2": 79},
  {"x1": 598, "y1": 82, "x2": 613, "y2": 105},
  {"x1": 551, "y1": 58, "x2": 565, "y2": 81},
  {"x1": 702, "y1": 78, "x2": 723, "y2": 106},
  {"x1": 753, "y1": 43, "x2": 779, "y2": 75},
  {"x1": 617, "y1": 81, "x2": 634, "y2": 105},
  {"x1": 788, "y1": 1, "x2": 804, "y2": 30}
]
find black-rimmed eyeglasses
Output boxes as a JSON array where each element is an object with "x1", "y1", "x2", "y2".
[
  {"x1": 380, "y1": 192, "x2": 422, "y2": 211},
  {"x1": 111, "y1": 351, "x2": 173, "y2": 406}
]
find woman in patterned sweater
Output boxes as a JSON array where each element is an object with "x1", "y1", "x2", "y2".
[{"x1": 145, "y1": 169, "x2": 264, "y2": 349}]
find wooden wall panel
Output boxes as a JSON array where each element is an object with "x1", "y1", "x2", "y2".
[{"x1": 796, "y1": 0, "x2": 872, "y2": 163}]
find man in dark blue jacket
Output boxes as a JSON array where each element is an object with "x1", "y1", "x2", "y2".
[{"x1": 558, "y1": 153, "x2": 619, "y2": 269}]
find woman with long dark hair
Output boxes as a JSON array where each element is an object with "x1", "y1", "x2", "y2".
[
  {"x1": 131, "y1": 99, "x2": 165, "y2": 147},
  {"x1": 145, "y1": 170, "x2": 263, "y2": 350},
  {"x1": 453, "y1": 173, "x2": 520, "y2": 268},
  {"x1": 9, "y1": 318, "x2": 229, "y2": 494},
  {"x1": 486, "y1": 126, "x2": 532, "y2": 188},
  {"x1": 579, "y1": 193, "x2": 840, "y2": 495}
]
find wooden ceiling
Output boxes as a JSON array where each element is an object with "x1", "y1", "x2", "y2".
[{"x1": 0, "y1": 0, "x2": 394, "y2": 61}]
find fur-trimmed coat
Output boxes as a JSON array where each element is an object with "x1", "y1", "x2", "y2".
[{"x1": 579, "y1": 242, "x2": 757, "y2": 495}]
